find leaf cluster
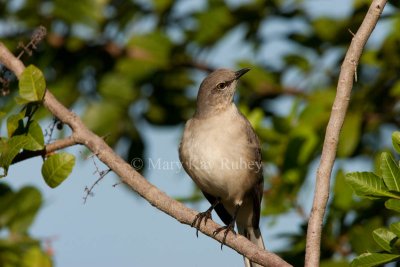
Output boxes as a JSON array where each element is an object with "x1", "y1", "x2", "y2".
[
  {"x1": 345, "y1": 133, "x2": 400, "y2": 266},
  {"x1": 1, "y1": 65, "x2": 75, "y2": 188},
  {"x1": 0, "y1": 183, "x2": 51, "y2": 267}
]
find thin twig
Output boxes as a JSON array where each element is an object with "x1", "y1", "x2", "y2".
[
  {"x1": 83, "y1": 155, "x2": 112, "y2": 203},
  {"x1": 17, "y1": 26, "x2": 47, "y2": 59},
  {"x1": 304, "y1": 1, "x2": 387, "y2": 266},
  {"x1": 44, "y1": 117, "x2": 62, "y2": 144}
]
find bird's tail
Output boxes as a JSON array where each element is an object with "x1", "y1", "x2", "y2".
[{"x1": 238, "y1": 226, "x2": 265, "y2": 267}]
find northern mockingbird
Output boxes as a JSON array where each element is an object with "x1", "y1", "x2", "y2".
[{"x1": 179, "y1": 68, "x2": 265, "y2": 267}]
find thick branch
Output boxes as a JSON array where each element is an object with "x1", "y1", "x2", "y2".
[
  {"x1": 304, "y1": 1, "x2": 387, "y2": 266},
  {"x1": 0, "y1": 42, "x2": 291, "y2": 267}
]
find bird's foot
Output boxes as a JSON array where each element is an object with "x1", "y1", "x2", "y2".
[
  {"x1": 191, "y1": 210, "x2": 213, "y2": 237},
  {"x1": 213, "y1": 221, "x2": 236, "y2": 250}
]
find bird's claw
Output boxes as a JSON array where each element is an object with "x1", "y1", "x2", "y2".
[
  {"x1": 213, "y1": 223, "x2": 236, "y2": 250},
  {"x1": 191, "y1": 210, "x2": 212, "y2": 237}
]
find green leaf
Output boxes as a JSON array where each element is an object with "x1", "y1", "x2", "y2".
[
  {"x1": 283, "y1": 54, "x2": 311, "y2": 72},
  {"x1": 393, "y1": 131, "x2": 400, "y2": 154},
  {"x1": 390, "y1": 222, "x2": 400, "y2": 238},
  {"x1": 82, "y1": 101, "x2": 125, "y2": 146},
  {"x1": 6, "y1": 113, "x2": 25, "y2": 137},
  {"x1": 41, "y1": 152, "x2": 75, "y2": 188},
  {"x1": 380, "y1": 152, "x2": 400, "y2": 191},
  {"x1": 238, "y1": 62, "x2": 280, "y2": 95},
  {"x1": 194, "y1": 6, "x2": 233, "y2": 45},
  {"x1": 372, "y1": 228, "x2": 398, "y2": 252},
  {"x1": 0, "y1": 136, "x2": 29, "y2": 177},
  {"x1": 351, "y1": 252, "x2": 400, "y2": 267},
  {"x1": 53, "y1": 0, "x2": 106, "y2": 26},
  {"x1": 24, "y1": 120, "x2": 44, "y2": 151},
  {"x1": 0, "y1": 183, "x2": 15, "y2": 229},
  {"x1": 8, "y1": 186, "x2": 42, "y2": 233},
  {"x1": 333, "y1": 170, "x2": 354, "y2": 210},
  {"x1": 299, "y1": 89, "x2": 335, "y2": 128},
  {"x1": 289, "y1": 126, "x2": 319, "y2": 165},
  {"x1": 242, "y1": 107, "x2": 264, "y2": 129},
  {"x1": 18, "y1": 65, "x2": 46, "y2": 104},
  {"x1": 349, "y1": 217, "x2": 383, "y2": 254},
  {"x1": 390, "y1": 77, "x2": 400, "y2": 97},
  {"x1": 98, "y1": 73, "x2": 138, "y2": 105},
  {"x1": 385, "y1": 199, "x2": 400, "y2": 212},
  {"x1": 152, "y1": 0, "x2": 173, "y2": 13},
  {"x1": 22, "y1": 247, "x2": 52, "y2": 267},
  {"x1": 118, "y1": 32, "x2": 172, "y2": 80},
  {"x1": 345, "y1": 172, "x2": 400, "y2": 199},
  {"x1": 313, "y1": 17, "x2": 342, "y2": 42},
  {"x1": 338, "y1": 112, "x2": 362, "y2": 157}
]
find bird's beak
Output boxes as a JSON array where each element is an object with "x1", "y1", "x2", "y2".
[{"x1": 234, "y1": 68, "x2": 251, "y2": 80}]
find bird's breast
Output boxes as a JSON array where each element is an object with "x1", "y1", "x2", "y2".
[{"x1": 180, "y1": 105, "x2": 260, "y2": 203}]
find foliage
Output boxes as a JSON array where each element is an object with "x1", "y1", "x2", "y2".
[
  {"x1": 0, "y1": 0, "x2": 400, "y2": 266},
  {"x1": 0, "y1": 183, "x2": 52, "y2": 267},
  {"x1": 0, "y1": 65, "x2": 72, "y2": 267},
  {"x1": 0, "y1": 65, "x2": 75, "y2": 183},
  {"x1": 346, "y1": 136, "x2": 400, "y2": 266}
]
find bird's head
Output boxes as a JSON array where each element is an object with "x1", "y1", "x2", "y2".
[{"x1": 195, "y1": 68, "x2": 250, "y2": 118}]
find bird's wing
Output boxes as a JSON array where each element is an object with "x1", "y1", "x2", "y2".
[{"x1": 241, "y1": 114, "x2": 264, "y2": 229}]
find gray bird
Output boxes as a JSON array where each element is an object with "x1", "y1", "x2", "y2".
[{"x1": 179, "y1": 68, "x2": 265, "y2": 267}]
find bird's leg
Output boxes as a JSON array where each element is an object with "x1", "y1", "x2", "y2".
[
  {"x1": 191, "y1": 198, "x2": 220, "y2": 237},
  {"x1": 213, "y1": 204, "x2": 240, "y2": 250}
]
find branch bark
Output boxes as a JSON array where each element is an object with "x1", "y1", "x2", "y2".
[
  {"x1": 12, "y1": 136, "x2": 78, "y2": 164},
  {"x1": 0, "y1": 42, "x2": 291, "y2": 267},
  {"x1": 305, "y1": 1, "x2": 387, "y2": 266}
]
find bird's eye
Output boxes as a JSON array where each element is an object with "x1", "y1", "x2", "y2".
[{"x1": 216, "y1": 82, "x2": 226, "y2": 90}]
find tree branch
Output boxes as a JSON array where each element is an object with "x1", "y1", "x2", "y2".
[
  {"x1": 11, "y1": 136, "x2": 78, "y2": 164},
  {"x1": 304, "y1": 1, "x2": 387, "y2": 266},
  {"x1": 0, "y1": 42, "x2": 291, "y2": 267}
]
